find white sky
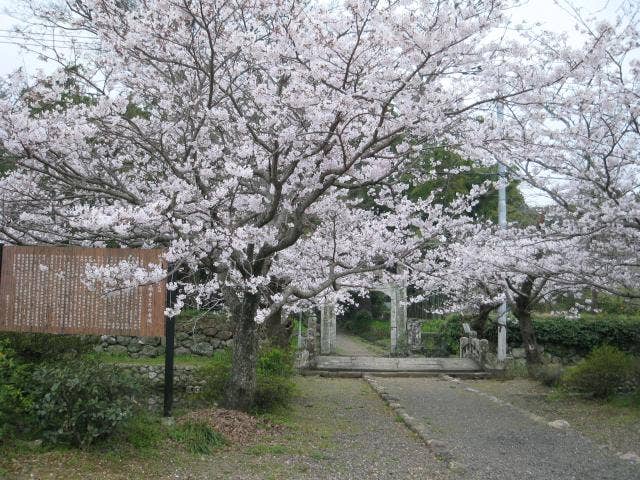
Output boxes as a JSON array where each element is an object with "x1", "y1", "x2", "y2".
[{"x1": 0, "y1": 0, "x2": 630, "y2": 207}]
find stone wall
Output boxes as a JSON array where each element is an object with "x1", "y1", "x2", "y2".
[
  {"x1": 94, "y1": 313, "x2": 233, "y2": 358},
  {"x1": 511, "y1": 346, "x2": 584, "y2": 365},
  {"x1": 116, "y1": 363, "x2": 205, "y2": 410}
]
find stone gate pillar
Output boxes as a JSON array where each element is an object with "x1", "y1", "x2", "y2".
[
  {"x1": 306, "y1": 312, "x2": 318, "y2": 357},
  {"x1": 320, "y1": 299, "x2": 336, "y2": 355},
  {"x1": 390, "y1": 284, "x2": 408, "y2": 356}
]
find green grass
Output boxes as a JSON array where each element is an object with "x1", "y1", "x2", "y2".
[
  {"x1": 246, "y1": 443, "x2": 287, "y2": 456},
  {"x1": 168, "y1": 421, "x2": 227, "y2": 454}
]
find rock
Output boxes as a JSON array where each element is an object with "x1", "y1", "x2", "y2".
[
  {"x1": 620, "y1": 452, "x2": 640, "y2": 463},
  {"x1": 127, "y1": 342, "x2": 142, "y2": 353},
  {"x1": 140, "y1": 336, "x2": 161, "y2": 346},
  {"x1": 116, "y1": 335, "x2": 131, "y2": 346},
  {"x1": 191, "y1": 342, "x2": 214, "y2": 356},
  {"x1": 203, "y1": 327, "x2": 218, "y2": 337},
  {"x1": 511, "y1": 348, "x2": 526, "y2": 359},
  {"x1": 176, "y1": 332, "x2": 189, "y2": 342},
  {"x1": 175, "y1": 347, "x2": 191, "y2": 356},
  {"x1": 93, "y1": 344, "x2": 104, "y2": 353},
  {"x1": 217, "y1": 330, "x2": 233, "y2": 340},
  {"x1": 210, "y1": 339, "x2": 221, "y2": 349},
  {"x1": 548, "y1": 419, "x2": 570, "y2": 429},
  {"x1": 141, "y1": 345, "x2": 160, "y2": 357},
  {"x1": 106, "y1": 345, "x2": 128, "y2": 355},
  {"x1": 104, "y1": 335, "x2": 118, "y2": 345}
]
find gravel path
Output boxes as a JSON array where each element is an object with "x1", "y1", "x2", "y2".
[
  {"x1": 171, "y1": 377, "x2": 457, "y2": 480},
  {"x1": 335, "y1": 332, "x2": 388, "y2": 356},
  {"x1": 281, "y1": 377, "x2": 457, "y2": 479},
  {"x1": 373, "y1": 376, "x2": 640, "y2": 480}
]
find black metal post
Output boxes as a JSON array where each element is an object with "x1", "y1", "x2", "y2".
[{"x1": 163, "y1": 267, "x2": 177, "y2": 418}]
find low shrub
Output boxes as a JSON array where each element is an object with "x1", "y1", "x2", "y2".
[
  {"x1": 199, "y1": 348, "x2": 233, "y2": 401},
  {"x1": 434, "y1": 314, "x2": 465, "y2": 355},
  {"x1": 343, "y1": 310, "x2": 374, "y2": 336},
  {"x1": 0, "y1": 332, "x2": 97, "y2": 363},
  {"x1": 367, "y1": 320, "x2": 391, "y2": 340},
  {"x1": 563, "y1": 345, "x2": 638, "y2": 398},
  {"x1": 28, "y1": 358, "x2": 137, "y2": 447},
  {"x1": 199, "y1": 346, "x2": 295, "y2": 412},
  {"x1": 0, "y1": 341, "x2": 30, "y2": 441},
  {"x1": 169, "y1": 421, "x2": 226, "y2": 454},
  {"x1": 254, "y1": 375, "x2": 295, "y2": 411},
  {"x1": 258, "y1": 346, "x2": 294, "y2": 377}
]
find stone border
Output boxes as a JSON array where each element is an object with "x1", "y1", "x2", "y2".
[{"x1": 363, "y1": 374, "x2": 465, "y2": 473}]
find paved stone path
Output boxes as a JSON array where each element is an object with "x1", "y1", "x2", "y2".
[
  {"x1": 335, "y1": 331, "x2": 387, "y2": 356},
  {"x1": 372, "y1": 376, "x2": 640, "y2": 480}
]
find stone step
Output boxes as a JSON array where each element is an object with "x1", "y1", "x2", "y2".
[
  {"x1": 311, "y1": 355, "x2": 482, "y2": 373},
  {"x1": 301, "y1": 370, "x2": 491, "y2": 379}
]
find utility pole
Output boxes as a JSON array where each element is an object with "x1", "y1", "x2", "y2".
[{"x1": 496, "y1": 102, "x2": 508, "y2": 363}]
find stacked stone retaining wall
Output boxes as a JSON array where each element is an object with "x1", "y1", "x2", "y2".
[{"x1": 94, "y1": 313, "x2": 233, "y2": 358}]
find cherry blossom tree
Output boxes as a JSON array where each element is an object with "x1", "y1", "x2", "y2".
[
  {"x1": 413, "y1": 221, "x2": 601, "y2": 365},
  {"x1": 477, "y1": 3, "x2": 640, "y2": 301},
  {"x1": 0, "y1": 0, "x2": 606, "y2": 408}
]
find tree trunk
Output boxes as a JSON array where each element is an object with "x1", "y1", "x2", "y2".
[
  {"x1": 264, "y1": 307, "x2": 294, "y2": 349},
  {"x1": 516, "y1": 309, "x2": 543, "y2": 365},
  {"x1": 224, "y1": 292, "x2": 260, "y2": 411},
  {"x1": 471, "y1": 302, "x2": 498, "y2": 337},
  {"x1": 509, "y1": 276, "x2": 544, "y2": 366}
]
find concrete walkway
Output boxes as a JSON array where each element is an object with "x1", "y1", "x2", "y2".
[{"x1": 371, "y1": 376, "x2": 639, "y2": 480}]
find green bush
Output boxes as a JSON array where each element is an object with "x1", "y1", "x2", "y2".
[
  {"x1": 432, "y1": 314, "x2": 465, "y2": 355},
  {"x1": 597, "y1": 295, "x2": 639, "y2": 315},
  {"x1": 0, "y1": 341, "x2": 30, "y2": 441},
  {"x1": 343, "y1": 310, "x2": 373, "y2": 336},
  {"x1": 199, "y1": 346, "x2": 295, "y2": 412},
  {"x1": 0, "y1": 332, "x2": 97, "y2": 363},
  {"x1": 258, "y1": 346, "x2": 294, "y2": 377},
  {"x1": 199, "y1": 348, "x2": 233, "y2": 402},
  {"x1": 563, "y1": 345, "x2": 638, "y2": 398},
  {"x1": 254, "y1": 375, "x2": 295, "y2": 411},
  {"x1": 28, "y1": 358, "x2": 137, "y2": 447},
  {"x1": 368, "y1": 320, "x2": 390, "y2": 340},
  {"x1": 478, "y1": 313, "x2": 640, "y2": 356}
]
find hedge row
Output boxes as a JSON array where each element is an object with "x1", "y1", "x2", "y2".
[{"x1": 475, "y1": 313, "x2": 640, "y2": 355}]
